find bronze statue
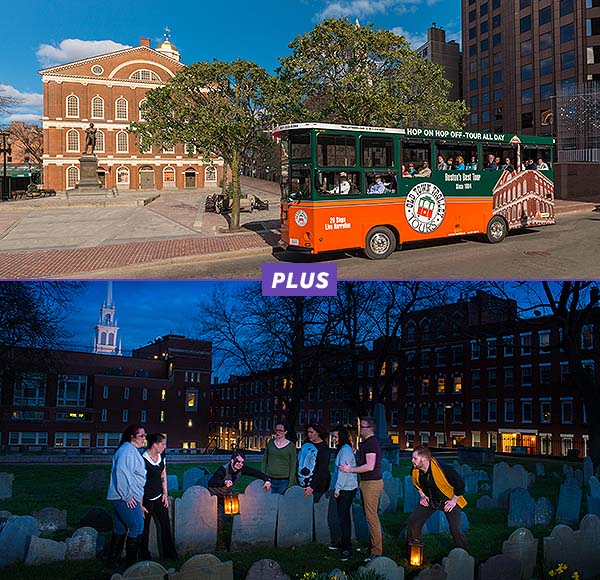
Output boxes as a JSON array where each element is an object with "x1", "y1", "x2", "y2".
[{"x1": 84, "y1": 122, "x2": 97, "y2": 155}]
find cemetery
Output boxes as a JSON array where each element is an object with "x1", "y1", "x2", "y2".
[{"x1": 0, "y1": 455, "x2": 599, "y2": 580}]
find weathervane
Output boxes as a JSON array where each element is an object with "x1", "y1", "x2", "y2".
[{"x1": 164, "y1": 26, "x2": 171, "y2": 42}]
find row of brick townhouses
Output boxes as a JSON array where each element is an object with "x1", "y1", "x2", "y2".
[
  {"x1": 39, "y1": 36, "x2": 225, "y2": 191},
  {"x1": 209, "y1": 291, "x2": 596, "y2": 458}
]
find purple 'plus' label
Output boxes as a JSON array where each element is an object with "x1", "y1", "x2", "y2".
[{"x1": 262, "y1": 264, "x2": 338, "y2": 296}]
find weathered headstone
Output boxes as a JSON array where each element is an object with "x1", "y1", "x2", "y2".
[
  {"x1": 422, "y1": 510, "x2": 469, "y2": 535},
  {"x1": 32, "y1": 507, "x2": 67, "y2": 534},
  {"x1": 508, "y1": 488, "x2": 535, "y2": 528},
  {"x1": 352, "y1": 501, "x2": 370, "y2": 542},
  {"x1": 79, "y1": 507, "x2": 112, "y2": 532},
  {"x1": 528, "y1": 472, "x2": 536, "y2": 488},
  {"x1": 362, "y1": 555, "x2": 405, "y2": 579},
  {"x1": 404, "y1": 475, "x2": 420, "y2": 512},
  {"x1": 502, "y1": 528, "x2": 538, "y2": 580},
  {"x1": 148, "y1": 496, "x2": 174, "y2": 559},
  {"x1": 589, "y1": 476, "x2": 600, "y2": 498},
  {"x1": 276, "y1": 486, "x2": 313, "y2": 548},
  {"x1": 24, "y1": 536, "x2": 66, "y2": 565},
  {"x1": 492, "y1": 463, "x2": 529, "y2": 508},
  {"x1": 0, "y1": 515, "x2": 40, "y2": 566},
  {"x1": 245, "y1": 558, "x2": 291, "y2": 580},
  {"x1": 381, "y1": 458, "x2": 392, "y2": 476},
  {"x1": 465, "y1": 474, "x2": 479, "y2": 494},
  {"x1": 442, "y1": 548, "x2": 474, "y2": 580},
  {"x1": 183, "y1": 466, "x2": 211, "y2": 491},
  {"x1": 110, "y1": 561, "x2": 169, "y2": 580},
  {"x1": 535, "y1": 463, "x2": 545, "y2": 478},
  {"x1": 556, "y1": 479, "x2": 583, "y2": 525},
  {"x1": 167, "y1": 474, "x2": 179, "y2": 492},
  {"x1": 583, "y1": 457, "x2": 593, "y2": 486},
  {"x1": 0, "y1": 473, "x2": 15, "y2": 500},
  {"x1": 587, "y1": 494, "x2": 600, "y2": 517},
  {"x1": 231, "y1": 480, "x2": 279, "y2": 549},
  {"x1": 414, "y1": 564, "x2": 447, "y2": 579},
  {"x1": 65, "y1": 526, "x2": 98, "y2": 560},
  {"x1": 563, "y1": 464, "x2": 574, "y2": 477},
  {"x1": 314, "y1": 493, "x2": 333, "y2": 544},
  {"x1": 174, "y1": 486, "x2": 217, "y2": 556},
  {"x1": 383, "y1": 475, "x2": 401, "y2": 511},
  {"x1": 476, "y1": 495, "x2": 494, "y2": 510},
  {"x1": 178, "y1": 553, "x2": 234, "y2": 580},
  {"x1": 577, "y1": 513, "x2": 600, "y2": 579},
  {"x1": 574, "y1": 469, "x2": 584, "y2": 487},
  {"x1": 378, "y1": 489, "x2": 391, "y2": 514},
  {"x1": 78, "y1": 469, "x2": 107, "y2": 493},
  {"x1": 534, "y1": 497, "x2": 554, "y2": 526},
  {"x1": 478, "y1": 554, "x2": 521, "y2": 580}
]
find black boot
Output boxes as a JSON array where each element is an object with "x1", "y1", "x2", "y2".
[
  {"x1": 104, "y1": 533, "x2": 125, "y2": 567},
  {"x1": 125, "y1": 535, "x2": 141, "y2": 567}
]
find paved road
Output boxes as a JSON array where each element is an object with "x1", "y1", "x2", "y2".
[{"x1": 80, "y1": 211, "x2": 600, "y2": 280}]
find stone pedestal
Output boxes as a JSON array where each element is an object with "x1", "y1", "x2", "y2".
[
  {"x1": 73, "y1": 155, "x2": 106, "y2": 196},
  {"x1": 374, "y1": 403, "x2": 400, "y2": 465}
]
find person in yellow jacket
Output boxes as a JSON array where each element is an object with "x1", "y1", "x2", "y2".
[{"x1": 407, "y1": 445, "x2": 469, "y2": 551}]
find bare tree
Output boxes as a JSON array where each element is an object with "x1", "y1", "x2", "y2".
[{"x1": 9, "y1": 122, "x2": 43, "y2": 164}]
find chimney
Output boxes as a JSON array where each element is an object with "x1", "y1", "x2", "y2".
[{"x1": 140, "y1": 38, "x2": 151, "y2": 47}]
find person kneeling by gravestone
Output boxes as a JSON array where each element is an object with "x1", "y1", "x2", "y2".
[
  {"x1": 208, "y1": 450, "x2": 271, "y2": 509},
  {"x1": 407, "y1": 445, "x2": 469, "y2": 554}
]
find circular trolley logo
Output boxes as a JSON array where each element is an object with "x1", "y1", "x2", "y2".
[
  {"x1": 294, "y1": 210, "x2": 308, "y2": 227},
  {"x1": 404, "y1": 182, "x2": 446, "y2": 234}
]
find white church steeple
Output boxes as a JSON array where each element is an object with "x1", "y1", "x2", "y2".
[{"x1": 93, "y1": 282, "x2": 121, "y2": 355}]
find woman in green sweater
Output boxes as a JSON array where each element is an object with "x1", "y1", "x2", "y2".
[{"x1": 262, "y1": 421, "x2": 297, "y2": 494}]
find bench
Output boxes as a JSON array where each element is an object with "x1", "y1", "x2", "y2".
[{"x1": 26, "y1": 186, "x2": 57, "y2": 198}]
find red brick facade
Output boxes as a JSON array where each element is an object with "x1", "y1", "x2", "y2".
[{"x1": 39, "y1": 41, "x2": 225, "y2": 191}]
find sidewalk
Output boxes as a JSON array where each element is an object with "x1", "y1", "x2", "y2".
[{"x1": 0, "y1": 176, "x2": 596, "y2": 279}]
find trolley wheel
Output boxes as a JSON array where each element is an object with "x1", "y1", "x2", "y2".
[
  {"x1": 485, "y1": 216, "x2": 508, "y2": 243},
  {"x1": 364, "y1": 226, "x2": 396, "y2": 260}
]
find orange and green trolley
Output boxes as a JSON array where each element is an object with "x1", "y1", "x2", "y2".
[{"x1": 274, "y1": 123, "x2": 555, "y2": 260}]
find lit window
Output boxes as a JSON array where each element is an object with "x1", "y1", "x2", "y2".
[
  {"x1": 163, "y1": 166, "x2": 176, "y2": 183},
  {"x1": 160, "y1": 410, "x2": 165, "y2": 423}
]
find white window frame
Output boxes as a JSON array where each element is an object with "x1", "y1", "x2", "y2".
[
  {"x1": 66, "y1": 129, "x2": 80, "y2": 153},
  {"x1": 117, "y1": 166, "x2": 130, "y2": 185},
  {"x1": 163, "y1": 165, "x2": 176, "y2": 184},
  {"x1": 488, "y1": 399, "x2": 497, "y2": 422},
  {"x1": 54, "y1": 432, "x2": 90, "y2": 448},
  {"x1": 540, "y1": 398, "x2": 552, "y2": 423},
  {"x1": 13, "y1": 373, "x2": 46, "y2": 406},
  {"x1": 101, "y1": 408, "x2": 107, "y2": 422},
  {"x1": 103, "y1": 385, "x2": 109, "y2": 399},
  {"x1": 520, "y1": 332, "x2": 532, "y2": 355},
  {"x1": 116, "y1": 131, "x2": 129, "y2": 153},
  {"x1": 57, "y1": 375, "x2": 87, "y2": 407},
  {"x1": 91, "y1": 95, "x2": 104, "y2": 119},
  {"x1": 521, "y1": 398, "x2": 533, "y2": 423},
  {"x1": 122, "y1": 409, "x2": 128, "y2": 422},
  {"x1": 504, "y1": 398, "x2": 514, "y2": 422},
  {"x1": 561, "y1": 397, "x2": 574, "y2": 424},
  {"x1": 66, "y1": 94, "x2": 79, "y2": 118},
  {"x1": 539, "y1": 330, "x2": 551, "y2": 354},
  {"x1": 472, "y1": 399, "x2": 481, "y2": 422},
  {"x1": 115, "y1": 97, "x2": 128, "y2": 120},
  {"x1": 9, "y1": 432, "x2": 48, "y2": 446},
  {"x1": 503, "y1": 335, "x2": 514, "y2": 357}
]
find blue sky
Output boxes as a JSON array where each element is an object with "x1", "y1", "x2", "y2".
[{"x1": 2, "y1": 0, "x2": 461, "y2": 124}]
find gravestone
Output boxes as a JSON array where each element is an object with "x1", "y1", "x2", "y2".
[
  {"x1": 231, "y1": 480, "x2": 279, "y2": 549},
  {"x1": 0, "y1": 473, "x2": 15, "y2": 499},
  {"x1": 148, "y1": 497, "x2": 174, "y2": 559},
  {"x1": 404, "y1": 475, "x2": 420, "y2": 512},
  {"x1": 583, "y1": 457, "x2": 593, "y2": 486},
  {"x1": 32, "y1": 507, "x2": 67, "y2": 534},
  {"x1": 167, "y1": 474, "x2": 179, "y2": 492},
  {"x1": 528, "y1": 472, "x2": 536, "y2": 488},
  {"x1": 556, "y1": 479, "x2": 582, "y2": 525},
  {"x1": 422, "y1": 510, "x2": 469, "y2": 535},
  {"x1": 479, "y1": 481, "x2": 491, "y2": 494},
  {"x1": 79, "y1": 507, "x2": 112, "y2": 532},
  {"x1": 179, "y1": 553, "x2": 234, "y2": 580},
  {"x1": 535, "y1": 463, "x2": 545, "y2": 478},
  {"x1": 478, "y1": 554, "x2": 521, "y2": 580},
  {"x1": 383, "y1": 474, "x2": 401, "y2": 511},
  {"x1": 276, "y1": 486, "x2": 313, "y2": 548},
  {"x1": 378, "y1": 489, "x2": 391, "y2": 514},
  {"x1": 78, "y1": 469, "x2": 107, "y2": 493},
  {"x1": 0, "y1": 515, "x2": 40, "y2": 566},
  {"x1": 461, "y1": 464, "x2": 472, "y2": 479},
  {"x1": 464, "y1": 474, "x2": 479, "y2": 494},
  {"x1": 574, "y1": 469, "x2": 584, "y2": 487},
  {"x1": 174, "y1": 486, "x2": 217, "y2": 556},
  {"x1": 111, "y1": 561, "x2": 169, "y2": 580},
  {"x1": 314, "y1": 493, "x2": 333, "y2": 544},
  {"x1": 362, "y1": 555, "x2": 405, "y2": 579},
  {"x1": 476, "y1": 495, "x2": 494, "y2": 510},
  {"x1": 492, "y1": 463, "x2": 530, "y2": 508},
  {"x1": 442, "y1": 548, "x2": 474, "y2": 580},
  {"x1": 587, "y1": 494, "x2": 600, "y2": 517},
  {"x1": 534, "y1": 497, "x2": 554, "y2": 526},
  {"x1": 183, "y1": 466, "x2": 211, "y2": 491},
  {"x1": 589, "y1": 476, "x2": 600, "y2": 498},
  {"x1": 502, "y1": 528, "x2": 538, "y2": 580},
  {"x1": 245, "y1": 558, "x2": 291, "y2": 580},
  {"x1": 352, "y1": 501, "x2": 370, "y2": 542},
  {"x1": 24, "y1": 536, "x2": 66, "y2": 565},
  {"x1": 65, "y1": 526, "x2": 98, "y2": 560},
  {"x1": 381, "y1": 458, "x2": 392, "y2": 476},
  {"x1": 414, "y1": 564, "x2": 447, "y2": 579},
  {"x1": 577, "y1": 513, "x2": 600, "y2": 579},
  {"x1": 508, "y1": 488, "x2": 535, "y2": 528},
  {"x1": 563, "y1": 464, "x2": 574, "y2": 477}
]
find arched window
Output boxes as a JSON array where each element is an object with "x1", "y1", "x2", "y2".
[
  {"x1": 130, "y1": 69, "x2": 162, "y2": 82},
  {"x1": 104, "y1": 313, "x2": 111, "y2": 324},
  {"x1": 91, "y1": 96, "x2": 104, "y2": 118},
  {"x1": 163, "y1": 166, "x2": 176, "y2": 184},
  {"x1": 138, "y1": 98, "x2": 146, "y2": 121},
  {"x1": 115, "y1": 97, "x2": 128, "y2": 120},
  {"x1": 108, "y1": 333, "x2": 114, "y2": 346},
  {"x1": 117, "y1": 166, "x2": 130, "y2": 185},
  {"x1": 66, "y1": 166, "x2": 79, "y2": 189},
  {"x1": 95, "y1": 130, "x2": 105, "y2": 153},
  {"x1": 116, "y1": 131, "x2": 128, "y2": 153},
  {"x1": 205, "y1": 165, "x2": 217, "y2": 183},
  {"x1": 100, "y1": 331, "x2": 107, "y2": 345},
  {"x1": 66, "y1": 94, "x2": 79, "y2": 117},
  {"x1": 66, "y1": 129, "x2": 80, "y2": 152}
]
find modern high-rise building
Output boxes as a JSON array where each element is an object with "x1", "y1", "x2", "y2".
[
  {"x1": 462, "y1": 0, "x2": 599, "y2": 136},
  {"x1": 416, "y1": 24, "x2": 463, "y2": 102}
]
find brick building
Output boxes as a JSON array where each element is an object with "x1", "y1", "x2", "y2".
[
  {"x1": 210, "y1": 291, "x2": 596, "y2": 457},
  {"x1": 39, "y1": 35, "x2": 225, "y2": 191}
]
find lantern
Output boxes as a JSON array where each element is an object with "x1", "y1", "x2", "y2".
[
  {"x1": 223, "y1": 493, "x2": 239, "y2": 515},
  {"x1": 409, "y1": 539, "x2": 424, "y2": 567}
]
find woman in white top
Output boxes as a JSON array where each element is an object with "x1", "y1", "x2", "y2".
[{"x1": 332, "y1": 425, "x2": 358, "y2": 562}]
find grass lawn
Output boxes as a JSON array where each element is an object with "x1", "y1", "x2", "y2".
[{"x1": 0, "y1": 456, "x2": 586, "y2": 580}]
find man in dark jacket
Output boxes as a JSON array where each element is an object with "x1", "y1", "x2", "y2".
[
  {"x1": 407, "y1": 445, "x2": 468, "y2": 551},
  {"x1": 207, "y1": 450, "x2": 271, "y2": 496}
]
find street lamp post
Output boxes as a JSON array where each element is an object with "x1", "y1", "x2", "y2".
[
  {"x1": 443, "y1": 404, "x2": 453, "y2": 448},
  {"x1": 0, "y1": 131, "x2": 12, "y2": 201}
]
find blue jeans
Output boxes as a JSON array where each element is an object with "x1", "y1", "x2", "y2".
[
  {"x1": 111, "y1": 499, "x2": 144, "y2": 538},
  {"x1": 270, "y1": 478, "x2": 289, "y2": 494}
]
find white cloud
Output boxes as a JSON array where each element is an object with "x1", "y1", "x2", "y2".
[
  {"x1": 0, "y1": 84, "x2": 43, "y2": 125},
  {"x1": 0, "y1": 84, "x2": 43, "y2": 108},
  {"x1": 390, "y1": 26, "x2": 427, "y2": 49},
  {"x1": 317, "y1": 0, "x2": 437, "y2": 20},
  {"x1": 36, "y1": 39, "x2": 132, "y2": 68},
  {"x1": 5, "y1": 113, "x2": 42, "y2": 124}
]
